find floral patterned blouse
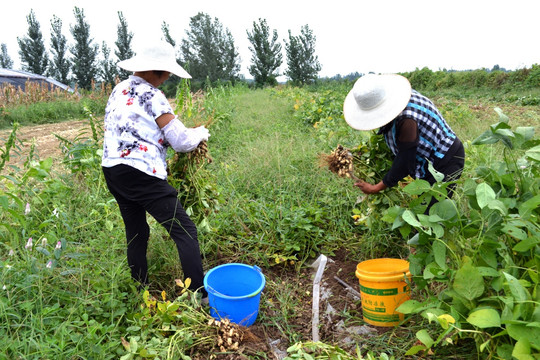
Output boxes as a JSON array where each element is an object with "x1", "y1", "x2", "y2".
[{"x1": 102, "y1": 75, "x2": 180, "y2": 179}]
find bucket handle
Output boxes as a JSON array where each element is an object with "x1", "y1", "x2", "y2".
[{"x1": 206, "y1": 265, "x2": 263, "y2": 299}]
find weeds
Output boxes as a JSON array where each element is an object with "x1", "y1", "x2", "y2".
[
  {"x1": 0, "y1": 80, "x2": 109, "y2": 129},
  {"x1": 387, "y1": 109, "x2": 540, "y2": 358}
]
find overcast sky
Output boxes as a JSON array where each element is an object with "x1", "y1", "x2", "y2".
[{"x1": 1, "y1": 0, "x2": 539, "y2": 79}]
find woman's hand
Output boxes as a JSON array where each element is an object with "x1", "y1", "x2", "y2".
[{"x1": 353, "y1": 180, "x2": 387, "y2": 194}]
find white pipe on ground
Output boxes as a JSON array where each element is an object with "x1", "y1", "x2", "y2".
[{"x1": 311, "y1": 254, "x2": 328, "y2": 342}]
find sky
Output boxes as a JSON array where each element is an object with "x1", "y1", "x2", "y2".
[{"x1": 1, "y1": 0, "x2": 539, "y2": 80}]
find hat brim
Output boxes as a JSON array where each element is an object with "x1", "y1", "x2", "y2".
[
  {"x1": 117, "y1": 57, "x2": 191, "y2": 79},
  {"x1": 343, "y1": 74, "x2": 411, "y2": 130}
]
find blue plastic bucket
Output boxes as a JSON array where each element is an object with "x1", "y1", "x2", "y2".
[{"x1": 203, "y1": 263, "x2": 265, "y2": 326}]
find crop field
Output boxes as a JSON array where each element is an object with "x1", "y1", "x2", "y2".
[{"x1": 1, "y1": 77, "x2": 539, "y2": 359}]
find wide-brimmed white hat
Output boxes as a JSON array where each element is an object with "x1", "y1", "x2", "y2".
[
  {"x1": 343, "y1": 74, "x2": 411, "y2": 130},
  {"x1": 117, "y1": 41, "x2": 191, "y2": 79}
]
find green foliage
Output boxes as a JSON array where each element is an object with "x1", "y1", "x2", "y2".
[
  {"x1": 180, "y1": 12, "x2": 241, "y2": 86},
  {"x1": 285, "y1": 25, "x2": 322, "y2": 85},
  {"x1": 284, "y1": 341, "x2": 395, "y2": 360},
  {"x1": 349, "y1": 134, "x2": 393, "y2": 184},
  {"x1": 17, "y1": 9, "x2": 48, "y2": 75},
  {"x1": 49, "y1": 15, "x2": 70, "y2": 85},
  {"x1": 407, "y1": 67, "x2": 435, "y2": 90},
  {"x1": 294, "y1": 90, "x2": 345, "y2": 128},
  {"x1": 70, "y1": 6, "x2": 99, "y2": 90},
  {"x1": 161, "y1": 21, "x2": 176, "y2": 47},
  {"x1": 166, "y1": 79, "x2": 231, "y2": 230},
  {"x1": 232, "y1": 200, "x2": 334, "y2": 266},
  {"x1": 99, "y1": 42, "x2": 117, "y2": 86},
  {"x1": 0, "y1": 94, "x2": 108, "y2": 129},
  {"x1": 55, "y1": 106, "x2": 103, "y2": 174},
  {"x1": 0, "y1": 43, "x2": 14, "y2": 68},
  {"x1": 1, "y1": 80, "x2": 539, "y2": 359},
  {"x1": 115, "y1": 11, "x2": 135, "y2": 81},
  {"x1": 388, "y1": 109, "x2": 540, "y2": 358},
  {"x1": 121, "y1": 290, "x2": 212, "y2": 359},
  {"x1": 247, "y1": 18, "x2": 283, "y2": 87},
  {"x1": 348, "y1": 134, "x2": 409, "y2": 257},
  {"x1": 401, "y1": 66, "x2": 540, "y2": 95},
  {"x1": 286, "y1": 82, "x2": 355, "y2": 141},
  {"x1": 0, "y1": 110, "x2": 136, "y2": 359},
  {"x1": 0, "y1": 122, "x2": 19, "y2": 171}
]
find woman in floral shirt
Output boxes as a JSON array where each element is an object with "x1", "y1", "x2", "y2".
[{"x1": 102, "y1": 41, "x2": 209, "y2": 298}]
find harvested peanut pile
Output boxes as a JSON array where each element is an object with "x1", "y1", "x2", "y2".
[
  {"x1": 319, "y1": 144, "x2": 357, "y2": 179},
  {"x1": 167, "y1": 140, "x2": 212, "y2": 175},
  {"x1": 189, "y1": 140, "x2": 212, "y2": 164},
  {"x1": 208, "y1": 318, "x2": 243, "y2": 352}
]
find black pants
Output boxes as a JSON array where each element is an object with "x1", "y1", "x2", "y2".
[
  {"x1": 102, "y1": 164, "x2": 205, "y2": 295},
  {"x1": 423, "y1": 138, "x2": 465, "y2": 211},
  {"x1": 426, "y1": 138, "x2": 466, "y2": 186}
]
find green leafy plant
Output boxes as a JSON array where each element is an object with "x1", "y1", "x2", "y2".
[
  {"x1": 166, "y1": 79, "x2": 225, "y2": 230},
  {"x1": 284, "y1": 341, "x2": 395, "y2": 360},
  {"x1": 385, "y1": 108, "x2": 539, "y2": 358},
  {"x1": 0, "y1": 122, "x2": 19, "y2": 171},
  {"x1": 121, "y1": 287, "x2": 213, "y2": 360},
  {"x1": 55, "y1": 106, "x2": 103, "y2": 175}
]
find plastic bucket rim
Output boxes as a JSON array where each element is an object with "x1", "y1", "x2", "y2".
[
  {"x1": 356, "y1": 270, "x2": 411, "y2": 283},
  {"x1": 356, "y1": 258, "x2": 410, "y2": 275},
  {"x1": 356, "y1": 258, "x2": 411, "y2": 282},
  {"x1": 204, "y1": 263, "x2": 265, "y2": 300}
]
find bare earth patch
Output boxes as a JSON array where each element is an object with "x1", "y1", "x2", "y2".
[
  {"x1": 1, "y1": 119, "x2": 89, "y2": 165},
  {"x1": 187, "y1": 249, "x2": 387, "y2": 360}
]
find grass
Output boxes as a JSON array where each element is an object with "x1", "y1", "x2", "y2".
[
  {"x1": 0, "y1": 97, "x2": 108, "y2": 130},
  {"x1": 1, "y1": 82, "x2": 538, "y2": 359},
  {"x1": 204, "y1": 89, "x2": 360, "y2": 266}
]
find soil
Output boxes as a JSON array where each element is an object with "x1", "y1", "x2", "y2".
[
  {"x1": 200, "y1": 248, "x2": 389, "y2": 360},
  {"x1": 0, "y1": 119, "x2": 88, "y2": 166}
]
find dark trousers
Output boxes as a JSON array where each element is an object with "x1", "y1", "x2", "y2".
[
  {"x1": 102, "y1": 164, "x2": 205, "y2": 295},
  {"x1": 424, "y1": 138, "x2": 466, "y2": 211}
]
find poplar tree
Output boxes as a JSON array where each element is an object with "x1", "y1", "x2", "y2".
[
  {"x1": 284, "y1": 25, "x2": 321, "y2": 85},
  {"x1": 17, "y1": 9, "x2": 48, "y2": 75},
  {"x1": 247, "y1": 18, "x2": 282, "y2": 87},
  {"x1": 100, "y1": 41, "x2": 117, "y2": 86},
  {"x1": 0, "y1": 44, "x2": 13, "y2": 68},
  {"x1": 180, "y1": 12, "x2": 240, "y2": 85},
  {"x1": 70, "y1": 6, "x2": 99, "y2": 90},
  {"x1": 161, "y1": 22, "x2": 176, "y2": 47},
  {"x1": 115, "y1": 11, "x2": 134, "y2": 80},
  {"x1": 49, "y1": 15, "x2": 70, "y2": 84}
]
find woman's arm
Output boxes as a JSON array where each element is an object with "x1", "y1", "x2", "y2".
[{"x1": 355, "y1": 118, "x2": 418, "y2": 194}]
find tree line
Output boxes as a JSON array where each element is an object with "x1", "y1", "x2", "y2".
[{"x1": 0, "y1": 8, "x2": 322, "y2": 91}]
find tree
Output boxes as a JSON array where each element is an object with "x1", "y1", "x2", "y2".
[
  {"x1": 180, "y1": 12, "x2": 240, "y2": 85},
  {"x1": 159, "y1": 21, "x2": 187, "y2": 96},
  {"x1": 0, "y1": 44, "x2": 14, "y2": 68},
  {"x1": 161, "y1": 22, "x2": 176, "y2": 47},
  {"x1": 49, "y1": 15, "x2": 70, "y2": 84},
  {"x1": 70, "y1": 6, "x2": 99, "y2": 90},
  {"x1": 246, "y1": 18, "x2": 282, "y2": 87},
  {"x1": 284, "y1": 25, "x2": 321, "y2": 85},
  {"x1": 17, "y1": 9, "x2": 48, "y2": 75},
  {"x1": 115, "y1": 11, "x2": 134, "y2": 80},
  {"x1": 99, "y1": 41, "x2": 117, "y2": 86}
]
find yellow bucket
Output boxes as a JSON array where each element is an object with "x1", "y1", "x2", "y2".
[{"x1": 355, "y1": 258, "x2": 411, "y2": 327}]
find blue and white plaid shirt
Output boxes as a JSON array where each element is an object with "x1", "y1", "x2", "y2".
[{"x1": 383, "y1": 90, "x2": 457, "y2": 179}]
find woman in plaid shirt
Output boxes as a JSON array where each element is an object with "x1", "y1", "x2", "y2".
[{"x1": 343, "y1": 74, "x2": 464, "y2": 199}]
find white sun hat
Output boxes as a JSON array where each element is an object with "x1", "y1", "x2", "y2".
[
  {"x1": 117, "y1": 41, "x2": 191, "y2": 79},
  {"x1": 343, "y1": 74, "x2": 412, "y2": 130}
]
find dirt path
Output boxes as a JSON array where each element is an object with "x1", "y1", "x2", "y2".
[{"x1": 0, "y1": 119, "x2": 89, "y2": 165}]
